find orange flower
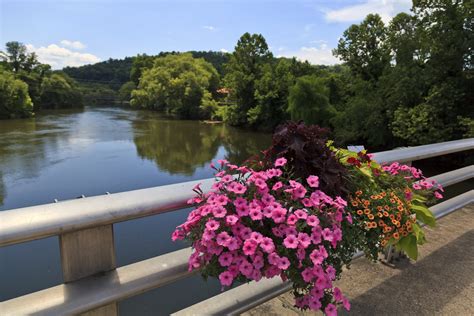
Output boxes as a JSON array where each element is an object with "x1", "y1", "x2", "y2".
[
  {"x1": 383, "y1": 211, "x2": 389, "y2": 217},
  {"x1": 377, "y1": 212, "x2": 383, "y2": 218},
  {"x1": 351, "y1": 201, "x2": 359, "y2": 206},
  {"x1": 384, "y1": 205, "x2": 390, "y2": 211},
  {"x1": 368, "y1": 214, "x2": 375, "y2": 220},
  {"x1": 364, "y1": 209, "x2": 371, "y2": 215},
  {"x1": 393, "y1": 232, "x2": 400, "y2": 240},
  {"x1": 402, "y1": 231, "x2": 408, "y2": 237},
  {"x1": 356, "y1": 190, "x2": 362, "y2": 196},
  {"x1": 378, "y1": 220, "x2": 385, "y2": 227},
  {"x1": 356, "y1": 209, "x2": 364, "y2": 215}
]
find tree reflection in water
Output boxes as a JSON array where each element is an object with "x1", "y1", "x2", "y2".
[{"x1": 132, "y1": 117, "x2": 270, "y2": 176}]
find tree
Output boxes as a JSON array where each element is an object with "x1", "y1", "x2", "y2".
[
  {"x1": 0, "y1": 41, "x2": 39, "y2": 73},
  {"x1": 0, "y1": 67, "x2": 33, "y2": 118},
  {"x1": 130, "y1": 53, "x2": 219, "y2": 119},
  {"x1": 287, "y1": 75, "x2": 335, "y2": 127},
  {"x1": 249, "y1": 59, "x2": 294, "y2": 128},
  {"x1": 118, "y1": 81, "x2": 136, "y2": 102},
  {"x1": 223, "y1": 33, "x2": 273, "y2": 125},
  {"x1": 39, "y1": 72, "x2": 83, "y2": 109},
  {"x1": 130, "y1": 54, "x2": 155, "y2": 85},
  {"x1": 334, "y1": 14, "x2": 390, "y2": 82}
]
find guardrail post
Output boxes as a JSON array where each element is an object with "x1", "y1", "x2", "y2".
[{"x1": 60, "y1": 225, "x2": 118, "y2": 315}]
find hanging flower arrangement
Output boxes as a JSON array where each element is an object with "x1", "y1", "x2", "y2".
[{"x1": 172, "y1": 122, "x2": 443, "y2": 315}]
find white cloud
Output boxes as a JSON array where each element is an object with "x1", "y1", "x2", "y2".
[
  {"x1": 324, "y1": 0, "x2": 411, "y2": 24},
  {"x1": 220, "y1": 48, "x2": 229, "y2": 53},
  {"x1": 203, "y1": 25, "x2": 216, "y2": 31},
  {"x1": 60, "y1": 40, "x2": 86, "y2": 50},
  {"x1": 278, "y1": 44, "x2": 340, "y2": 66},
  {"x1": 26, "y1": 43, "x2": 101, "y2": 69}
]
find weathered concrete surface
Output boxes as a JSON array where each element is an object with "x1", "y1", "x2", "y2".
[{"x1": 244, "y1": 204, "x2": 474, "y2": 316}]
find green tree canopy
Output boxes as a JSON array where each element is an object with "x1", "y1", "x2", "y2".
[
  {"x1": 39, "y1": 73, "x2": 83, "y2": 109},
  {"x1": 130, "y1": 53, "x2": 219, "y2": 119},
  {"x1": 223, "y1": 33, "x2": 273, "y2": 125},
  {"x1": 0, "y1": 67, "x2": 33, "y2": 118},
  {"x1": 334, "y1": 14, "x2": 390, "y2": 82},
  {"x1": 287, "y1": 75, "x2": 335, "y2": 127}
]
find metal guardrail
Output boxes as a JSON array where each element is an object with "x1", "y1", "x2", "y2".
[
  {"x1": 0, "y1": 138, "x2": 473, "y2": 315},
  {"x1": 371, "y1": 138, "x2": 474, "y2": 164},
  {"x1": 173, "y1": 190, "x2": 474, "y2": 316}
]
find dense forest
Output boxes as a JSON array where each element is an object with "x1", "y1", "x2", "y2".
[
  {"x1": 0, "y1": 41, "x2": 83, "y2": 118},
  {"x1": 1, "y1": 0, "x2": 472, "y2": 150}
]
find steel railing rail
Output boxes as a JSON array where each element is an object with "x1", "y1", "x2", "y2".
[
  {"x1": 0, "y1": 178, "x2": 214, "y2": 247},
  {"x1": 371, "y1": 138, "x2": 474, "y2": 164},
  {"x1": 172, "y1": 190, "x2": 474, "y2": 316},
  {"x1": 0, "y1": 248, "x2": 194, "y2": 315},
  {"x1": 0, "y1": 167, "x2": 471, "y2": 315},
  {"x1": 0, "y1": 138, "x2": 473, "y2": 248}
]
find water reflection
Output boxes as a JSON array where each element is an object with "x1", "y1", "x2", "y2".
[
  {"x1": 132, "y1": 118, "x2": 270, "y2": 175},
  {"x1": 133, "y1": 119, "x2": 224, "y2": 175}
]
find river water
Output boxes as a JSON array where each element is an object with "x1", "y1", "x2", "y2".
[{"x1": 0, "y1": 106, "x2": 270, "y2": 314}]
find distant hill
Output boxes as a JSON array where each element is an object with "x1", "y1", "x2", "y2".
[
  {"x1": 62, "y1": 51, "x2": 230, "y2": 90},
  {"x1": 63, "y1": 57, "x2": 134, "y2": 90}
]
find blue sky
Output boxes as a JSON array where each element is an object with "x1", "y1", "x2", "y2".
[{"x1": 1, "y1": 0, "x2": 411, "y2": 68}]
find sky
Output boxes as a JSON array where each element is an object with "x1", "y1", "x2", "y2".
[{"x1": 0, "y1": 0, "x2": 412, "y2": 69}]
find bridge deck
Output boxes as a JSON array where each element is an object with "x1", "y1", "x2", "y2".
[{"x1": 244, "y1": 204, "x2": 474, "y2": 316}]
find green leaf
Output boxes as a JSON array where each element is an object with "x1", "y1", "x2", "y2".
[
  {"x1": 398, "y1": 235, "x2": 418, "y2": 260},
  {"x1": 412, "y1": 193, "x2": 427, "y2": 202},
  {"x1": 411, "y1": 204, "x2": 436, "y2": 227},
  {"x1": 411, "y1": 223, "x2": 426, "y2": 244}
]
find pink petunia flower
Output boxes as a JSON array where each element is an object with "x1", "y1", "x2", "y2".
[
  {"x1": 277, "y1": 256, "x2": 290, "y2": 269},
  {"x1": 226, "y1": 215, "x2": 239, "y2": 225},
  {"x1": 219, "y1": 271, "x2": 234, "y2": 287},
  {"x1": 272, "y1": 181, "x2": 283, "y2": 191},
  {"x1": 260, "y1": 237, "x2": 275, "y2": 253},
  {"x1": 342, "y1": 297, "x2": 351, "y2": 311},
  {"x1": 218, "y1": 252, "x2": 234, "y2": 267},
  {"x1": 212, "y1": 205, "x2": 227, "y2": 218},
  {"x1": 205, "y1": 220, "x2": 220, "y2": 231},
  {"x1": 306, "y1": 215, "x2": 320, "y2": 227},
  {"x1": 283, "y1": 234, "x2": 298, "y2": 249},
  {"x1": 298, "y1": 232, "x2": 311, "y2": 248},
  {"x1": 243, "y1": 239, "x2": 258, "y2": 255},
  {"x1": 216, "y1": 231, "x2": 231, "y2": 246},
  {"x1": 324, "y1": 303, "x2": 337, "y2": 316},
  {"x1": 274, "y1": 157, "x2": 287, "y2": 167},
  {"x1": 322, "y1": 228, "x2": 333, "y2": 242},
  {"x1": 294, "y1": 209, "x2": 308, "y2": 220},
  {"x1": 306, "y1": 175, "x2": 319, "y2": 188},
  {"x1": 239, "y1": 260, "x2": 254, "y2": 278}
]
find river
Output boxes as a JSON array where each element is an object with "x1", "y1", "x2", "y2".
[{"x1": 0, "y1": 106, "x2": 270, "y2": 314}]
